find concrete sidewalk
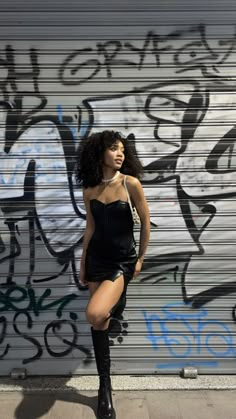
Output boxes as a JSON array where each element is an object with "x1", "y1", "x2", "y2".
[
  {"x1": 1, "y1": 375, "x2": 236, "y2": 391},
  {"x1": 0, "y1": 376, "x2": 236, "y2": 418},
  {"x1": 1, "y1": 389, "x2": 236, "y2": 419}
]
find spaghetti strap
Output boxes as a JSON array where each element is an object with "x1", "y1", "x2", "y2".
[
  {"x1": 123, "y1": 175, "x2": 133, "y2": 207},
  {"x1": 123, "y1": 175, "x2": 141, "y2": 224}
]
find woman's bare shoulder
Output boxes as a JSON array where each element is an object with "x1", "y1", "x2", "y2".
[
  {"x1": 83, "y1": 186, "x2": 94, "y2": 200},
  {"x1": 125, "y1": 175, "x2": 141, "y2": 187}
]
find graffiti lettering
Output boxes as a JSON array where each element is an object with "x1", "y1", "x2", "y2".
[
  {"x1": 13, "y1": 312, "x2": 43, "y2": 364},
  {"x1": 0, "y1": 286, "x2": 78, "y2": 317},
  {"x1": 59, "y1": 26, "x2": 236, "y2": 86},
  {"x1": 1, "y1": 23, "x2": 236, "y2": 373},
  {"x1": 0, "y1": 286, "x2": 91, "y2": 364},
  {"x1": 143, "y1": 302, "x2": 235, "y2": 368},
  {"x1": 0, "y1": 46, "x2": 40, "y2": 98}
]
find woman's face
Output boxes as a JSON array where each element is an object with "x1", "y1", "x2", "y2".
[{"x1": 103, "y1": 140, "x2": 125, "y2": 170}]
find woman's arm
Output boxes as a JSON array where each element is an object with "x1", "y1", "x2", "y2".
[
  {"x1": 127, "y1": 176, "x2": 150, "y2": 276},
  {"x1": 80, "y1": 188, "x2": 95, "y2": 284}
]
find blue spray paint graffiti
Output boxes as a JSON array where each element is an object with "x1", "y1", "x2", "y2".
[
  {"x1": 56, "y1": 104, "x2": 78, "y2": 140},
  {"x1": 143, "y1": 302, "x2": 236, "y2": 369}
]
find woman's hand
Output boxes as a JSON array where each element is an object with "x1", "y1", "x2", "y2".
[
  {"x1": 79, "y1": 263, "x2": 88, "y2": 287},
  {"x1": 133, "y1": 258, "x2": 143, "y2": 279}
]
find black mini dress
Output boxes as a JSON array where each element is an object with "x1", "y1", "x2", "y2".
[{"x1": 85, "y1": 198, "x2": 138, "y2": 316}]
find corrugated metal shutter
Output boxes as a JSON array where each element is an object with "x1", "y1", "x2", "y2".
[{"x1": 1, "y1": 0, "x2": 236, "y2": 375}]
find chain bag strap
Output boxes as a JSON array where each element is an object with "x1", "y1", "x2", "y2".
[{"x1": 124, "y1": 176, "x2": 141, "y2": 225}]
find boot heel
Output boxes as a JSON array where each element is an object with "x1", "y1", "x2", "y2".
[{"x1": 97, "y1": 377, "x2": 115, "y2": 419}]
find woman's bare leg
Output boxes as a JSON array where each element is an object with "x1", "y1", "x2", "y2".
[
  {"x1": 86, "y1": 275, "x2": 125, "y2": 330},
  {"x1": 88, "y1": 281, "x2": 100, "y2": 297}
]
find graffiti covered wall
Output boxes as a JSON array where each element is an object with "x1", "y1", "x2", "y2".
[{"x1": 1, "y1": 23, "x2": 236, "y2": 374}]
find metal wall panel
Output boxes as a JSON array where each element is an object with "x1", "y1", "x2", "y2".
[{"x1": 1, "y1": 1, "x2": 236, "y2": 376}]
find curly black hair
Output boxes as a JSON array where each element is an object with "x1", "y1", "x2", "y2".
[{"x1": 75, "y1": 130, "x2": 143, "y2": 188}]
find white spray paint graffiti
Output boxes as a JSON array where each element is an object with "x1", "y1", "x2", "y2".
[{"x1": 0, "y1": 24, "x2": 236, "y2": 372}]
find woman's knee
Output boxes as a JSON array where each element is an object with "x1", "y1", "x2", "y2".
[{"x1": 86, "y1": 306, "x2": 109, "y2": 327}]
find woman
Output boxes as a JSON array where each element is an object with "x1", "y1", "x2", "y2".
[{"x1": 76, "y1": 130, "x2": 150, "y2": 419}]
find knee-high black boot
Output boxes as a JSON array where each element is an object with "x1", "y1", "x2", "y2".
[{"x1": 91, "y1": 327, "x2": 116, "y2": 419}]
